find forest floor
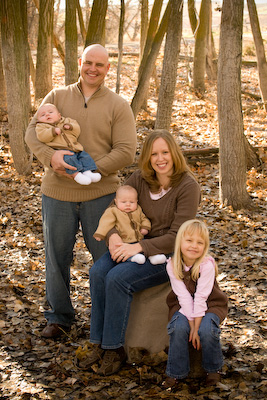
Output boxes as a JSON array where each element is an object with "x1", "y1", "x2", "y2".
[{"x1": 0, "y1": 46, "x2": 267, "y2": 399}]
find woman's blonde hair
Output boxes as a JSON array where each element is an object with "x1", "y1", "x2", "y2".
[
  {"x1": 172, "y1": 219, "x2": 217, "y2": 281},
  {"x1": 138, "y1": 129, "x2": 193, "y2": 192}
]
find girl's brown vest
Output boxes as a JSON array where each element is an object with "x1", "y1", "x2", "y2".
[{"x1": 166, "y1": 270, "x2": 228, "y2": 323}]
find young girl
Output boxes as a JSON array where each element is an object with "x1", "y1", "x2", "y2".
[{"x1": 164, "y1": 219, "x2": 228, "y2": 389}]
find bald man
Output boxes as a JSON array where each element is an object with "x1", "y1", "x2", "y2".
[{"x1": 25, "y1": 44, "x2": 137, "y2": 338}]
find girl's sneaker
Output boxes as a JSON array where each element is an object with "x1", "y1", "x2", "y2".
[
  {"x1": 205, "y1": 372, "x2": 221, "y2": 386},
  {"x1": 161, "y1": 376, "x2": 178, "y2": 390}
]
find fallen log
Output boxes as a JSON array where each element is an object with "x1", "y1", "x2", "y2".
[
  {"x1": 183, "y1": 147, "x2": 219, "y2": 165},
  {"x1": 241, "y1": 90, "x2": 262, "y2": 101},
  {"x1": 183, "y1": 147, "x2": 219, "y2": 156},
  {"x1": 108, "y1": 52, "x2": 258, "y2": 68}
]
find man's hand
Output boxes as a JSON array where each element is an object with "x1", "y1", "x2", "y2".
[{"x1": 51, "y1": 150, "x2": 76, "y2": 178}]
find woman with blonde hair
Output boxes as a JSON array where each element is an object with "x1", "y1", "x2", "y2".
[{"x1": 164, "y1": 219, "x2": 228, "y2": 389}]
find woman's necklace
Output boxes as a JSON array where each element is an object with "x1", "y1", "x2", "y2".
[{"x1": 150, "y1": 186, "x2": 171, "y2": 200}]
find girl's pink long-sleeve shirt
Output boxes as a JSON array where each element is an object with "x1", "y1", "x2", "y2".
[{"x1": 166, "y1": 256, "x2": 215, "y2": 321}]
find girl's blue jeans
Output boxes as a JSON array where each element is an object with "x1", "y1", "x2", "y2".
[
  {"x1": 42, "y1": 193, "x2": 115, "y2": 327},
  {"x1": 89, "y1": 251, "x2": 169, "y2": 349},
  {"x1": 166, "y1": 311, "x2": 224, "y2": 379}
]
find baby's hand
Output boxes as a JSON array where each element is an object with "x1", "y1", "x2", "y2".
[
  {"x1": 55, "y1": 127, "x2": 61, "y2": 135},
  {"x1": 140, "y1": 228, "x2": 149, "y2": 236},
  {"x1": 63, "y1": 124, "x2": 71, "y2": 130},
  {"x1": 94, "y1": 237, "x2": 101, "y2": 242}
]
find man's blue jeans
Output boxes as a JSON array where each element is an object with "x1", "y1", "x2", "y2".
[
  {"x1": 42, "y1": 193, "x2": 115, "y2": 327},
  {"x1": 166, "y1": 312, "x2": 224, "y2": 379},
  {"x1": 89, "y1": 251, "x2": 169, "y2": 349}
]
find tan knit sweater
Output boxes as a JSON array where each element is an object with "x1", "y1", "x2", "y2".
[
  {"x1": 25, "y1": 81, "x2": 137, "y2": 202},
  {"x1": 94, "y1": 205, "x2": 151, "y2": 242},
  {"x1": 36, "y1": 116, "x2": 83, "y2": 152}
]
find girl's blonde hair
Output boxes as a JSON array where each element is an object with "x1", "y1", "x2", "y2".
[
  {"x1": 138, "y1": 129, "x2": 194, "y2": 192},
  {"x1": 173, "y1": 219, "x2": 217, "y2": 281}
]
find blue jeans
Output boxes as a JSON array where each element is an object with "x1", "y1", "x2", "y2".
[
  {"x1": 42, "y1": 193, "x2": 115, "y2": 327},
  {"x1": 64, "y1": 151, "x2": 97, "y2": 174},
  {"x1": 89, "y1": 251, "x2": 169, "y2": 349},
  {"x1": 166, "y1": 312, "x2": 223, "y2": 379}
]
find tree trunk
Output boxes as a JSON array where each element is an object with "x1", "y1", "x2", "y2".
[
  {"x1": 138, "y1": 0, "x2": 163, "y2": 80},
  {"x1": 53, "y1": 33, "x2": 65, "y2": 65},
  {"x1": 139, "y1": 0, "x2": 163, "y2": 110},
  {"x1": 35, "y1": 0, "x2": 54, "y2": 101},
  {"x1": 140, "y1": 0, "x2": 149, "y2": 58},
  {"x1": 33, "y1": 0, "x2": 65, "y2": 65},
  {"x1": 247, "y1": 0, "x2": 267, "y2": 112},
  {"x1": 131, "y1": 1, "x2": 171, "y2": 118},
  {"x1": 65, "y1": 0, "x2": 78, "y2": 85},
  {"x1": 193, "y1": 0, "x2": 210, "y2": 93},
  {"x1": 140, "y1": 0, "x2": 157, "y2": 110},
  {"x1": 0, "y1": 0, "x2": 32, "y2": 175},
  {"x1": 140, "y1": 0, "x2": 149, "y2": 109},
  {"x1": 155, "y1": 0, "x2": 183, "y2": 129},
  {"x1": 116, "y1": 0, "x2": 125, "y2": 94},
  {"x1": 206, "y1": 4, "x2": 217, "y2": 81},
  {"x1": 76, "y1": 0, "x2": 86, "y2": 44},
  {"x1": 0, "y1": 34, "x2": 7, "y2": 113},
  {"x1": 189, "y1": 0, "x2": 217, "y2": 83},
  {"x1": 85, "y1": 0, "x2": 108, "y2": 47},
  {"x1": 217, "y1": 0, "x2": 252, "y2": 210},
  {"x1": 84, "y1": 0, "x2": 90, "y2": 28},
  {"x1": 54, "y1": 0, "x2": 60, "y2": 26},
  {"x1": 188, "y1": 0, "x2": 197, "y2": 34}
]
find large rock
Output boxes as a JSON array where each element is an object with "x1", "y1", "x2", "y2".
[
  {"x1": 125, "y1": 282, "x2": 171, "y2": 361},
  {"x1": 125, "y1": 282, "x2": 205, "y2": 378}
]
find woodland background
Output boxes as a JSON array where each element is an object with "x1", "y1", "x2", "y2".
[{"x1": 0, "y1": 1, "x2": 267, "y2": 399}]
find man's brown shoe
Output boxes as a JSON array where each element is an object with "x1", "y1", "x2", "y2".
[
  {"x1": 41, "y1": 323, "x2": 70, "y2": 338},
  {"x1": 97, "y1": 347, "x2": 127, "y2": 376},
  {"x1": 78, "y1": 345, "x2": 104, "y2": 370}
]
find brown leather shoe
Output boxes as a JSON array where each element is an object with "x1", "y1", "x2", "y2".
[
  {"x1": 41, "y1": 323, "x2": 70, "y2": 338},
  {"x1": 78, "y1": 345, "x2": 104, "y2": 370},
  {"x1": 97, "y1": 347, "x2": 127, "y2": 376},
  {"x1": 206, "y1": 372, "x2": 221, "y2": 386}
]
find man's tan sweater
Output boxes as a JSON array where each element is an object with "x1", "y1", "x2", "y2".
[{"x1": 25, "y1": 81, "x2": 137, "y2": 202}]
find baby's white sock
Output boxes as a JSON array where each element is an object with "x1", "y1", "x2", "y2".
[
  {"x1": 74, "y1": 172, "x2": 91, "y2": 185},
  {"x1": 149, "y1": 254, "x2": 167, "y2": 265},
  {"x1": 83, "y1": 170, "x2": 101, "y2": 183},
  {"x1": 131, "y1": 253, "x2": 146, "y2": 264}
]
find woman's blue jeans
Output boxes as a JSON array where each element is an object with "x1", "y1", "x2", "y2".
[
  {"x1": 42, "y1": 193, "x2": 115, "y2": 327},
  {"x1": 166, "y1": 312, "x2": 223, "y2": 379},
  {"x1": 89, "y1": 251, "x2": 169, "y2": 349}
]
